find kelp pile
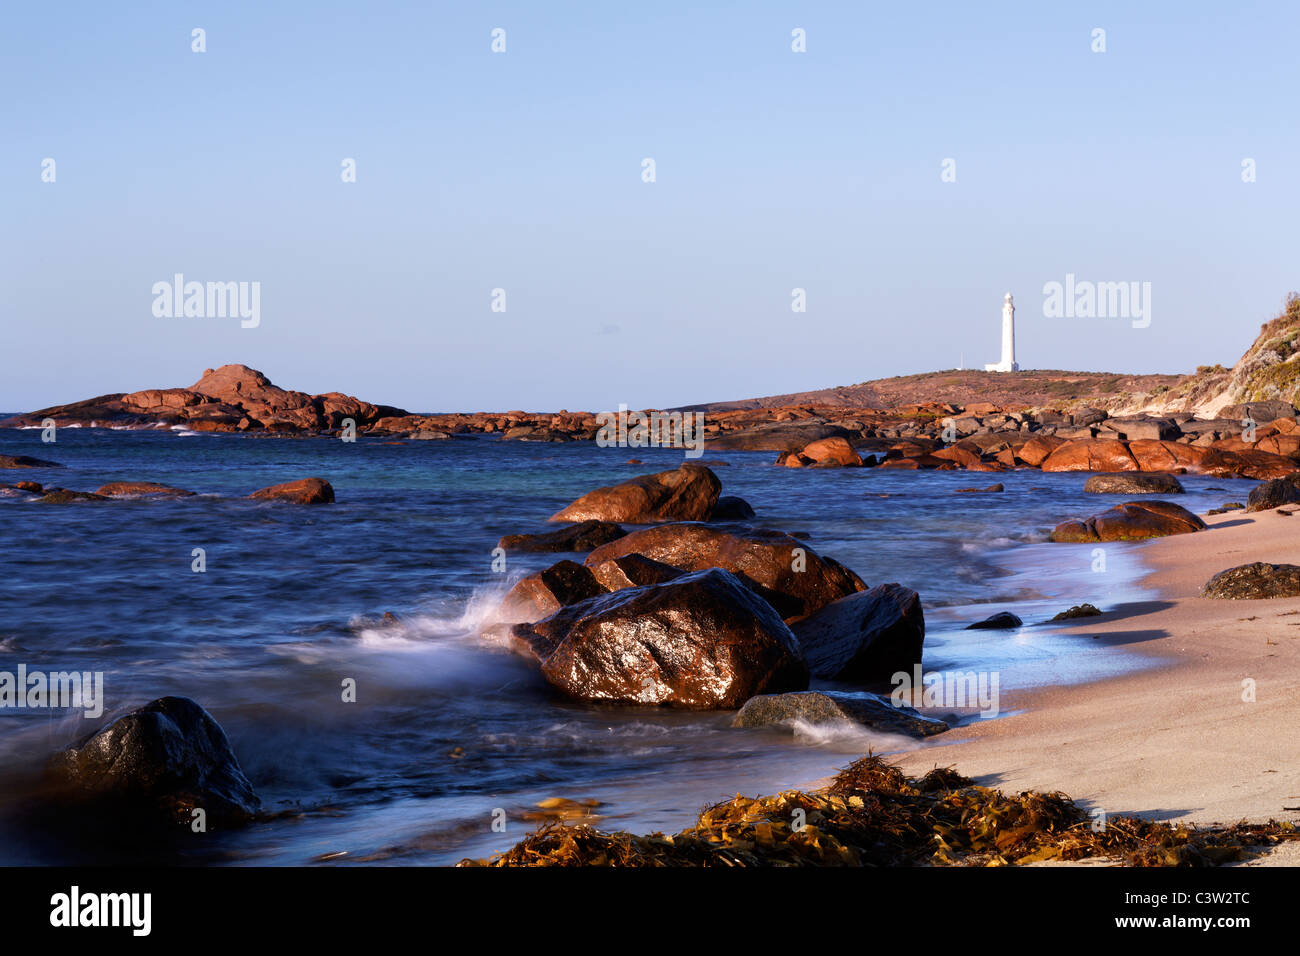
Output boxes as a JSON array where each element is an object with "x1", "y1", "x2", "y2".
[{"x1": 461, "y1": 755, "x2": 1299, "y2": 867}]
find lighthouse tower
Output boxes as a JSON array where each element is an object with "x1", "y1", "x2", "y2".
[{"x1": 984, "y1": 293, "x2": 1019, "y2": 372}]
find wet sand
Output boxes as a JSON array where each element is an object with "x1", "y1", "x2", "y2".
[{"x1": 877, "y1": 508, "x2": 1300, "y2": 850}]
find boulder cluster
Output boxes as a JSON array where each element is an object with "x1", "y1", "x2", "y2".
[{"x1": 490, "y1": 465, "x2": 929, "y2": 716}]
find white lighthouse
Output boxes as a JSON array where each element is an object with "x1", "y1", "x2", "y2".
[{"x1": 984, "y1": 293, "x2": 1019, "y2": 372}]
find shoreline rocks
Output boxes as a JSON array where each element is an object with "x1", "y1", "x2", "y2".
[
  {"x1": 516, "y1": 569, "x2": 810, "y2": 709},
  {"x1": 497, "y1": 520, "x2": 627, "y2": 553},
  {"x1": 1201, "y1": 562, "x2": 1300, "y2": 599},
  {"x1": 790, "y1": 584, "x2": 924, "y2": 682},
  {"x1": 1246, "y1": 475, "x2": 1300, "y2": 513},
  {"x1": 731, "y1": 691, "x2": 948, "y2": 738},
  {"x1": 549, "y1": 464, "x2": 724, "y2": 524},
  {"x1": 47, "y1": 696, "x2": 260, "y2": 827},
  {"x1": 965, "y1": 611, "x2": 1023, "y2": 630},
  {"x1": 1083, "y1": 473, "x2": 1184, "y2": 495},
  {"x1": 1049, "y1": 500, "x2": 1207, "y2": 542},
  {"x1": 584, "y1": 523, "x2": 866, "y2": 622}
]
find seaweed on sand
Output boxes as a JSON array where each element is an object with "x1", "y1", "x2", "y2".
[{"x1": 460, "y1": 755, "x2": 1298, "y2": 868}]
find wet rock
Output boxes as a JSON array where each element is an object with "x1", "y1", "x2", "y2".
[
  {"x1": 1201, "y1": 562, "x2": 1300, "y2": 599},
  {"x1": 731, "y1": 691, "x2": 948, "y2": 738},
  {"x1": 954, "y1": 483, "x2": 1004, "y2": 493},
  {"x1": 498, "y1": 520, "x2": 628, "y2": 553},
  {"x1": 790, "y1": 584, "x2": 924, "y2": 682},
  {"x1": 965, "y1": 611, "x2": 1023, "y2": 630},
  {"x1": 711, "y1": 495, "x2": 756, "y2": 520},
  {"x1": 500, "y1": 560, "x2": 606, "y2": 623},
  {"x1": 797, "y1": 437, "x2": 862, "y2": 467},
  {"x1": 1049, "y1": 603, "x2": 1102, "y2": 621},
  {"x1": 587, "y1": 554, "x2": 684, "y2": 592},
  {"x1": 585, "y1": 523, "x2": 866, "y2": 622},
  {"x1": 1083, "y1": 473, "x2": 1184, "y2": 495},
  {"x1": 0, "y1": 454, "x2": 62, "y2": 469},
  {"x1": 48, "y1": 696, "x2": 260, "y2": 826},
  {"x1": 549, "y1": 464, "x2": 721, "y2": 523},
  {"x1": 1049, "y1": 500, "x2": 1206, "y2": 542},
  {"x1": 248, "y1": 477, "x2": 335, "y2": 504},
  {"x1": 95, "y1": 481, "x2": 195, "y2": 498},
  {"x1": 1246, "y1": 476, "x2": 1300, "y2": 513},
  {"x1": 518, "y1": 569, "x2": 809, "y2": 709}
]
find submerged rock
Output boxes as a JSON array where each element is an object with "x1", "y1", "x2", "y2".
[
  {"x1": 95, "y1": 481, "x2": 195, "y2": 498},
  {"x1": 731, "y1": 691, "x2": 948, "y2": 738},
  {"x1": 1201, "y1": 562, "x2": 1300, "y2": 599},
  {"x1": 37, "y1": 489, "x2": 108, "y2": 503},
  {"x1": 965, "y1": 611, "x2": 1023, "y2": 630},
  {"x1": 518, "y1": 569, "x2": 809, "y2": 709},
  {"x1": 248, "y1": 477, "x2": 335, "y2": 504},
  {"x1": 1083, "y1": 473, "x2": 1184, "y2": 495},
  {"x1": 497, "y1": 520, "x2": 627, "y2": 553},
  {"x1": 48, "y1": 696, "x2": 260, "y2": 826},
  {"x1": 549, "y1": 464, "x2": 721, "y2": 523},
  {"x1": 790, "y1": 584, "x2": 924, "y2": 681},
  {"x1": 0, "y1": 454, "x2": 62, "y2": 469},
  {"x1": 585, "y1": 523, "x2": 866, "y2": 622},
  {"x1": 1049, "y1": 500, "x2": 1206, "y2": 542}
]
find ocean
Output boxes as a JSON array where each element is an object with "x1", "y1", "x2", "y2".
[{"x1": 0, "y1": 428, "x2": 1257, "y2": 864}]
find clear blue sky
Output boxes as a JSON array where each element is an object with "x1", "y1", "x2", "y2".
[{"x1": 4, "y1": 1, "x2": 1297, "y2": 412}]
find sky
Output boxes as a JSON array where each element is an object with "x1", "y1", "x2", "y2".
[{"x1": 3, "y1": 1, "x2": 1298, "y2": 413}]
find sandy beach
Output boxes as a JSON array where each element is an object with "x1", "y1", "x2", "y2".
[{"x1": 883, "y1": 507, "x2": 1300, "y2": 845}]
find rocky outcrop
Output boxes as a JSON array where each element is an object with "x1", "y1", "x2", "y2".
[
  {"x1": 2, "y1": 365, "x2": 406, "y2": 435},
  {"x1": 497, "y1": 520, "x2": 627, "y2": 553},
  {"x1": 585, "y1": 523, "x2": 866, "y2": 622},
  {"x1": 731, "y1": 691, "x2": 948, "y2": 738},
  {"x1": 248, "y1": 477, "x2": 335, "y2": 504},
  {"x1": 48, "y1": 696, "x2": 260, "y2": 826},
  {"x1": 1201, "y1": 562, "x2": 1300, "y2": 599},
  {"x1": 1049, "y1": 500, "x2": 1207, "y2": 542},
  {"x1": 1083, "y1": 473, "x2": 1184, "y2": 495},
  {"x1": 789, "y1": 585, "x2": 924, "y2": 682},
  {"x1": 514, "y1": 569, "x2": 809, "y2": 709},
  {"x1": 549, "y1": 464, "x2": 722, "y2": 524}
]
